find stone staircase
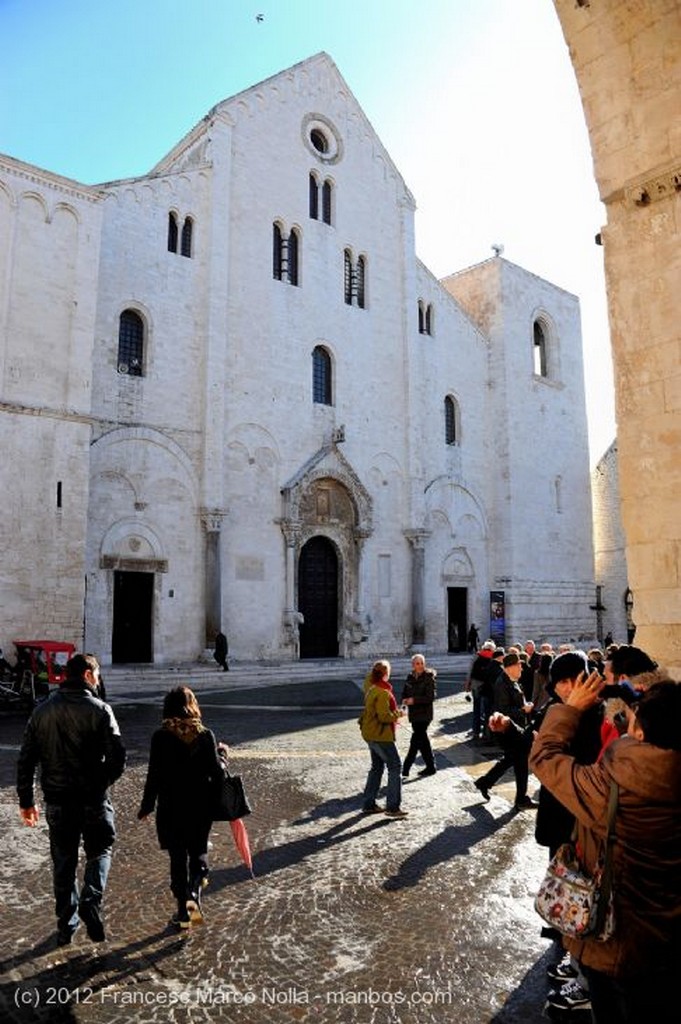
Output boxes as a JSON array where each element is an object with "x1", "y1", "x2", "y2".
[{"x1": 102, "y1": 653, "x2": 473, "y2": 699}]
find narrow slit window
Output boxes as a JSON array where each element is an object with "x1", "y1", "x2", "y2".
[
  {"x1": 313, "y1": 346, "x2": 332, "y2": 405},
  {"x1": 445, "y1": 396, "x2": 457, "y2": 445},
  {"x1": 181, "y1": 217, "x2": 193, "y2": 258},
  {"x1": 534, "y1": 320, "x2": 548, "y2": 377},
  {"x1": 322, "y1": 180, "x2": 332, "y2": 225},
  {"x1": 273, "y1": 223, "x2": 283, "y2": 280},
  {"x1": 167, "y1": 212, "x2": 178, "y2": 253},
  {"x1": 356, "y1": 255, "x2": 366, "y2": 308},
  {"x1": 309, "y1": 173, "x2": 319, "y2": 220},
  {"x1": 288, "y1": 228, "x2": 299, "y2": 286}
]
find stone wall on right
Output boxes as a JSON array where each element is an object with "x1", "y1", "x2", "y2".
[{"x1": 555, "y1": 0, "x2": 681, "y2": 672}]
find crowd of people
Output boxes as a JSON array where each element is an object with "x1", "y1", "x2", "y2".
[
  {"x1": 461, "y1": 636, "x2": 679, "y2": 1023},
  {"x1": 14, "y1": 639, "x2": 681, "y2": 1023}
]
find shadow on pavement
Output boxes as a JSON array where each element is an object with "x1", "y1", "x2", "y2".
[{"x1": 382, "y1": 803, "x2": 517, "y2": 890}]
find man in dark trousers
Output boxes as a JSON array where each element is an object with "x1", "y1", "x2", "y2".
[
  {"x1": 473, "y1": 651, "x2": 535, "y2": 810},
  {"x1": 214, "y1": 631, "x2": 229, "y2": 671},
  {"x1": 17, "y1": 653, "x2": 126, "y2": 946}
]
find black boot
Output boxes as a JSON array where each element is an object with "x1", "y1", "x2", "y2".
[{"x1": 172, "y1": 900, "x2": 191, "y2": 930}]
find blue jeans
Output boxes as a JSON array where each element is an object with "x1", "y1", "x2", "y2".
[
  {"x1": 45, "y1": 798, "x2": 115, "y2": 936},
  {"x1": 363, "y1": 741, "x2": 402, "y2": 811}
]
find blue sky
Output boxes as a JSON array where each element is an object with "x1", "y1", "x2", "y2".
[{"x1": 0, "y1": 0, "x2": 614, "y2": 461}]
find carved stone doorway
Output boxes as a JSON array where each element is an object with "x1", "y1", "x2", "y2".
[{"x1": 298, "y1": 537, "x2": 339, "y2": 659}]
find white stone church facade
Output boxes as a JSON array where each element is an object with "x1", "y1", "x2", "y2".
[{"x1": 0, "y1": 54, "x2": 596, "y2": 665}]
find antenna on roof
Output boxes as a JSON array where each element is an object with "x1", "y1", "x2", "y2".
[{"x1": 491, "y1": 243, "x2": 504, "y2": 257}]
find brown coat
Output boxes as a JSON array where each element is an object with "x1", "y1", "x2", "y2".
[{"x1": 529, "y1": 703, "x2": 681, "y2": 978}]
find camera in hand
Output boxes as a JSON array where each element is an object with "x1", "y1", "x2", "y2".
[{"x1": 599, "y1": 682, "x2": 639, "y2": 706}]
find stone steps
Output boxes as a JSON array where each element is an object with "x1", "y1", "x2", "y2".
[{"x1": 102, "y1": 653, "x2": 472, "y2": 698}]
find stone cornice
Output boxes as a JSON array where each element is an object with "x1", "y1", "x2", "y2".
[
  {"x1": 0, "y1": 156, "x2": 102, "y2": 204},
  {"x1": 605, "y1": 160, "x2": 681, "y2": 208}
]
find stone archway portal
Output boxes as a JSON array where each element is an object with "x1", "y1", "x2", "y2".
[{"x1": 299, "y1": 537, "x2": 339, "y2": 659}]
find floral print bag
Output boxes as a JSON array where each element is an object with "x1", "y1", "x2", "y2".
[{"x1": 535, "y1": 781, "x2": 618, "y2": 942}]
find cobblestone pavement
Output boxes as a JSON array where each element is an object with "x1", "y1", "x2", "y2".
[{"x1": 0, "y1": 669, "x2": 558, "y2": 1024}]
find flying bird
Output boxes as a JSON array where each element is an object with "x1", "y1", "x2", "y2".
[{"x1": 256, "y1": 13, "x2": 264, "y2": 21}]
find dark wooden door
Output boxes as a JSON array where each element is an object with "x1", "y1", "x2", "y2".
[
  {"x1": 447, "y1": 587, "x2": 468, "y2": 653},
  {"x1": 299, "y1": 537, "x2": 339, "y2": 658},
  {"x1": 112, "y1": 570, "x2": 153, "y2": 663}
]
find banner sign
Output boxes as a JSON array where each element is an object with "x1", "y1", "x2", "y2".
[{"x1": 489, "y1": 590, "x2": 505, "y2": 646}]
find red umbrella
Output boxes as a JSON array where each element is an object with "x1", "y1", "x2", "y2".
[{"x1": 229, "y1": 819, "x2": 255, "y2": 878}]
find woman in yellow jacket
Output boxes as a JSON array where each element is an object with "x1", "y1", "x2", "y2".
[{"x1": 360, "y1": 660, "x2": 407, "y2": 818}]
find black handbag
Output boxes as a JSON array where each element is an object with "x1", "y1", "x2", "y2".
[{"x1": 212, "y1": 761, "x2": 252, "y2": 821}]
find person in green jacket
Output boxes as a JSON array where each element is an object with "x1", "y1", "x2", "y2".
[{"x1": 360, "y1": 660, "x2": 407, "y2": 818}]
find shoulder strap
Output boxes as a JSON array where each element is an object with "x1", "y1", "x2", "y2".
[{"x1": 593, "y1": 780, "x2": 619, "y2": 932}]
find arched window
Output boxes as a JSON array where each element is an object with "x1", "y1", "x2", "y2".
[
  {"x1": 312, "y1": 346, "x2": 332, "y2": 405},
  {"x1": 344, "y1": 249, "x2": 353, "y2": 305},
  {"x1": 425, "y1": 304, "x2": 433, "y2": 335},
  {"x1": 273, "y1": 223, "x2": 284, "y2": 280},
  {"x1": 418, "y1": 300, "x2": 425, "y2": 334},
  {"x1": 356, "y1": 255, "x2": 366, "y2": 308},
  {"x1": 118, "y1": 310, "x2": 144, "y2": 377},
  {"x1": 533, "y1": 319, "x2": 548, "y2": 377},
  {"x1": 288, "y1": 228, "x2": 300, "y2": 286},
  {"x1": 444, "y1": 395, "x2": 458, "y2": 445},
  {"x1": 167, "y1": 212, "x2": 178, "y2": 253},
  {"x1": 181, "y1": 217, "x2": 193, "y2": 258},
  {"x1": 310, "y1": 128, "x2": 328, "y2": 154},
  {"x1": 322, "y1": 179, "x2": 332, "y2": 225},
  {"x1": 309, "y1": 173, "x2": 319, "y2": 220}
]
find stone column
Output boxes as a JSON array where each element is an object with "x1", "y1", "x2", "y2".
[
  {"x1": 404, "y1": 529, "x2": 431, "y2": 648},
  {"x1": 353, "y1": 527, "x2": 371, "y2": 640},
  {"x1": 201, "y1": 509, "x2": 224, "y2": 647},
  {"x1": 280, "y1": 519, "x2": 302, "y2": 656}
]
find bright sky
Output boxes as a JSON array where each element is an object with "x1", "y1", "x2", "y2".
[{"x1": 0, "y1": 0, "x2": 615, "y2": 463}]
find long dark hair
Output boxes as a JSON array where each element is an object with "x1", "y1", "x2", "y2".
[{"x1": 162, "y1": 686, "x2": 202, "y2": 720}]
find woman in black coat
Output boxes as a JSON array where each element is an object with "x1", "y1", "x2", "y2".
[{"x1": 138, "y1": 686, "x2": 225, "y2": 929}]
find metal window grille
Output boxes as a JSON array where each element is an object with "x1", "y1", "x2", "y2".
[
  {"x1": 313, "y1": 347, "x2": 332, "y2": 405},
  {"x1": 118, "y1": 310, "x2": 144, "y2": 376},
  {"x1": 309, "y1": 174, "x2": 319, "y2": 219},
  {"x1": 181, "y1": 217, "x2": 193, "y2": 258}
]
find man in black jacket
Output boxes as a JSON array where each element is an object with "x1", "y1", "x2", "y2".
[{"x1": 17, "y1": 653, "x2": 126, "y2": 946}]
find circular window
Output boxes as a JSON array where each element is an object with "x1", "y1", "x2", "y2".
[{"x1": 302, "y1": 114, "x2": 343, "y2": 164}]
